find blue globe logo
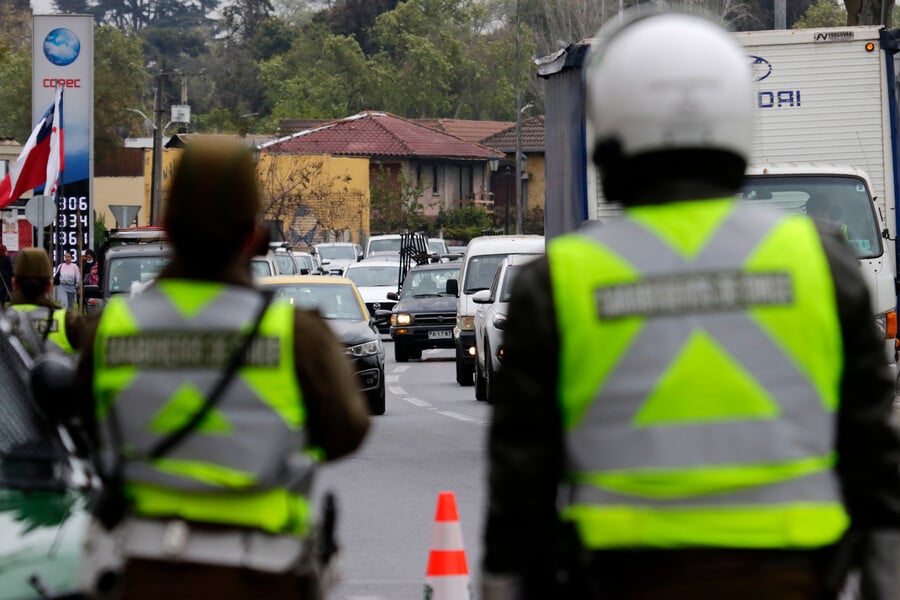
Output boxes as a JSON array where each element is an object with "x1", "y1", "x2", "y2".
[{"x1": 43, "y1": 28, "x2": 80, "y2": 66}]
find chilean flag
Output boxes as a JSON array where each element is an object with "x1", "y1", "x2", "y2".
[{"x1": 0, "y1": 88, "x2": 64, "y2": 209}]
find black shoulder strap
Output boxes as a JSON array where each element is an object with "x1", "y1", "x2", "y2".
[{"x1": 146, "y1": 289, "x2": 275, "y2": 459}]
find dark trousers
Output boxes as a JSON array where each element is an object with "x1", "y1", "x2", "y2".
[
  {"x1": 582, "y1": 548, "x2": 837, "y2": 600},
  {"x1": 112, "y1": 558, "x2": 320, "y2": 600}
]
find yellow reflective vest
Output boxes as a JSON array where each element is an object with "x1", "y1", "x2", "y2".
[
  {"x1": 94, "y1": 280, "x2": 314, "y2": 535},
  {"x1": 548, "y1": 199, "x2": 849, "y2": 549},
  {"x1": 11, "y1": 303, "x2": 75, "y2": 353}
]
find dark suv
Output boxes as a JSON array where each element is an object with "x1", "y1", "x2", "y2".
[{"x1": 386, "y1": 263, "x2": 460, "y2": 362}]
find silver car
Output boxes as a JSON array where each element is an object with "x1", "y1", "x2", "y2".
[{"x1": 472, "y1": 254, "x2": 540, "y2": 403}]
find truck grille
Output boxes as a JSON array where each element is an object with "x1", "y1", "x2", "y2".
[{"x1": 414, "y1": 312, "x2": 456, "y2": 326}]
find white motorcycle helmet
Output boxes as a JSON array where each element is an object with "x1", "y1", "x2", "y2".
[{"x1": 586, "y1": 10, "x2": 753, "y2": 199}]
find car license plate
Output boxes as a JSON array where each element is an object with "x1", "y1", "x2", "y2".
[{"x1": 428, "y1": 330, "x2": 452, "y2": 340}]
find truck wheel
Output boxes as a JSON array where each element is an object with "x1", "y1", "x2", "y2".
[
  {"x1": 485, "y1": 350, "x2": 498, "y2": 404},
  {"x1": 394, "y1": 341, "x2": 410, "y2": 363},
  {"x1": 409, "y1": 346, "x2": 422, "y2": 360},
  {"x1": 455, "y1": 344, "x2": 474, "y2": 386},
  {"x1": 475, "y1": 358, "x2": 487, "y2": 402}
]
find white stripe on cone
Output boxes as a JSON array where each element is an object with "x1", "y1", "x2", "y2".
[
  {"x1": 430, "y1": 522, "x2": 465, "y2": 551},
  {"x1": 424, "y1": 577, "x2": 472, "y2": 600}
]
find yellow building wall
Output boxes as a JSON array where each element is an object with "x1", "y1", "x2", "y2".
[
  {"x1": 256, "y1": 153, "x2": 370, "y2": 246},
  {"x1": 94, "y1": 176, "x2": 149, "y2": 228},
  {"x1": 525, "y1": 154, "x2": 546, "y2": 212},
  {"x1": 143, "y1": 147, "x2": 182, "y2": 223}
]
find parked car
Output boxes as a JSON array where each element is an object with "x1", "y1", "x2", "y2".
[
  {"x1": 292, "y1": 251, "x2": 325, "y2": 275},
  {"x1": 450, "y1": 235, "x2": 545, "y2": 386},
  {"x1": 386, "y1": 263, "x2": 460, "y2": 362},
  {"x1": 365, "y1": 234, "x2": 402, "y2": 258},
  {"x1": 250, "y1": 256, "x2": 276, "y2": 279},
  {"x1": 344, "y1": 259, "x2": 404, "y2": 333},
  {"x1": 257, "y1": 275, "x2": 387, "y2": 415},
  {"x1": 0, "y1": 308, "x2": 93, "y2": 597},
  {"x1": 314, "y1": 242, "x2": 364, "y2": 276},
  {"x1": 472, "y1": 254, "x2": 540, "y2": 403}
]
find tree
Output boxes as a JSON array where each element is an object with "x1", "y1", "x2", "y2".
[
  {"x1": 221, "y1": 0, "x2": 275, "y2": 43},
  {"x1": 0, "y1": 4, "x2": 31, "y2": 143},
  {"x1": 94, "y1": 26, "x2": 148, "y2": 160},
  {"x1": 795, "y1": 0, "x2": 846, "y2": 27},
  {"x1": 369, "y1": 164, "x2": 427, "y2": 234},
  {"x1": 846, "y1": 0, "x2": 894, "y2": 25}
]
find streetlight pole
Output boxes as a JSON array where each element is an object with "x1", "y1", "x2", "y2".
[
  {"x1": 514, "y1": 0, "x2": 523, "y2": 234},
  {"x1": 151, "y1": 77, "x2": 164, "y2": 226}
]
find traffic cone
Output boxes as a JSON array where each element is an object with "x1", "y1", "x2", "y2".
[{"x1": 424, "y1": 491, "x2": 473, "y2": 600}]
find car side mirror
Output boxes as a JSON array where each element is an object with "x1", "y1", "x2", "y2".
[
  {"x1": 387, "y1": 291, "x2": 399, "y2": 301},
  {"x1": 473, "y1": 290, "x2": 491, "y2": 304},
  {"x1": 447, "y1": 278, "x2": 459, "y2": 297}
]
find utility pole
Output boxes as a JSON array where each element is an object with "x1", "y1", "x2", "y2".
[
  {"x1": 514, "y1": 0, "x2": 523, "y2": 235},
  {"x1": 150, "y1": 76, "x2": 164, "y2": 226}
]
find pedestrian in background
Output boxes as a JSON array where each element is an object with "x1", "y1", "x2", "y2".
[
  {"x1": 481, "y1": 9, "x2": 900, "y2": 600},
  {"x1": 79, "y1": 248, "x2": 99, "y2": 311},
  {"x1": 0, "y1": 244, "x2": 12, "y2": 305},
  {"x1": 75, "y1": 139, "x2": 370, "y2": 599},
  {"x1": 55, "y1": 251, "x2": 80, "y2": 309},
  {"x1": 9, "y1": 247, "x2": 81, "y2": 354}
]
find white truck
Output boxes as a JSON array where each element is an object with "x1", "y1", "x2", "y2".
[{"x1": 539, "y1": 25, "x2": 900, "y2": 379}]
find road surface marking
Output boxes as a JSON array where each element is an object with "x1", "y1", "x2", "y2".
[
  {"x1": 439, "y1": 411, "x2": 480, "y2": 423},
  {"x1": 389, "y1": 386, "x2": 406, "y2": 396},
  {"x1": 404, "y1": 397, "x2": 431, "y2": 407}
]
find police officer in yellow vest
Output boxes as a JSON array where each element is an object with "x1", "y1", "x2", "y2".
[
  {"x1": 482, "y1": 10, "x2": 900, "y2": 600},
  {"x1": 74, "y1": 140, "x2": 370, "y2": 599},
  {"x1": 9, "y1": 247, "x2": 81, "y2": 354}
]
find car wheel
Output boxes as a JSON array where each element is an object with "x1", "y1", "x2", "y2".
[
  {"x1": 455, "y1": 343, "x2": 474, "y2": 386},
  {"x1": 475, "y1": 355, "x2": 487, "y2": 402},
  {"x1": 394, "y1": 341, "x2": 410, "y2": 363},
  {"x1": 485, "y1": 349, "x2": 498, "y2": 404},
  {"x1": 409, "y1": 346, "x2": 422, "y2": 360},
  {"x1": 368, "y1": 379, "x2": 386, "y2": 415}
]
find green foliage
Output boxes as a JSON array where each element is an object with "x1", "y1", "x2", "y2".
[
  {"x1": 793, "y1": 0, "x2": 846, "y2": 27},
  {"x1": 94, "y1": 26, "x2": 148, "y2": 160},
  {"x1": 0, "y1": 5, "x2": 31, "y2": 143},
  {"x1": 523, "y1": 206, "x2": 544, "y2": 235},
  {"x1": 370, "y1": 165, "x2": 428, "y2": 233},
  {"x1": 94, "y1": 211, "x2": 107, "y2": 250},
  {"x1": 435, "y1": 205, "x2": 493, "y2": 242}
]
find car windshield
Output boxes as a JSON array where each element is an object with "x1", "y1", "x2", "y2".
[
  {"x1": 250, "y1": 260, "x2": 272, "y2": 277},
  {"x1": 346, "y1": 265, "x2": 400, "y2": 287},
  {"x1": 402, "y1": 268, "x2": 459, "y2": 297},
  {"x1": 740, "y1": 175, "x2": 882, "y2": 259},
  {"x1": 107, "y1": 256, "x2": 168, "y2": 294},
  {"x1": 499, "y1": 265, "x2": 523, "y2": 302},
  {"x1": 317, "y1": 245, "x2": 357, "y2": 261},
  {"x1": 273, "y1": 254, "x2": 295, "y2": 274},
  {"x1": 268, "y1": 283, "x2": 367, "y2": 320},
  {"x1": 369, "y1": 238, "x2": 401, "y2": 254},
  {"x1": 463, "y1": 254, "x2": 512, "y2": 294},
  {"x1": 428, "y1": 240, "x2": 447, "y2": 254},
  {"x1": 294, "y1": 255, "x2": 314, "y2": 272}
]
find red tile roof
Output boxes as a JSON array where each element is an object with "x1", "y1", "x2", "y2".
[
  {"x1": 262, "y1": 111, "x2": 504, "y2": 160},
  {"x1": 417, "y1": 118, "x2": 513, "y2": 143},
  {"x1": 479, "y1": 115, "x2": 545, "y2": 154}
]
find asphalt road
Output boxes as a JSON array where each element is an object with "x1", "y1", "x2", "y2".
[{"x1": 314, "y1": 343, "x2": 490, "y2": 600}]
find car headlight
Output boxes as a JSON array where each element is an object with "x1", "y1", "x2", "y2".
[
  {"x1": 458, "y1": 315, "x2": 475, "y2": 331},
  {"x1": 346, "y1": 339, "x2": 382, "y2": 357},
  {"x1": 393, "y1": 313, "x2": 413, "y2": 326}
]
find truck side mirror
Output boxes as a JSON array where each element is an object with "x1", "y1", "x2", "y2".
[{"x1": 446, "y1": 278, "x2": 459, "y2": 297}]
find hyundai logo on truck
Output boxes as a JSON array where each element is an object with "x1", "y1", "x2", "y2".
[{"x1": 749, "y1": 56, "x2": 772, "y2": 82}]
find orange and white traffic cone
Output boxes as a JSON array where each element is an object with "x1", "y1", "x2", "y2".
[{"x1": 424, "y1": 491, "x2": 473, "y2": 600}]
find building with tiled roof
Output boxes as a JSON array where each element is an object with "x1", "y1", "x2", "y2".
[
  {"x1": 263, "y1": 111, "x2": 505, "y2": 219},
  {"x1": 479, "y1": 115, "x2": 547, "y2": 221},
  {"x1": 417, "y1": 118, "x2": 514, "y2": 144}
]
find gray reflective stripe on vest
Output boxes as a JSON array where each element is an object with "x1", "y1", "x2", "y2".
[
  {"x1": 567, "y1": 204, "x2": 834, "y2": 473},
  {"x1": 99, "y1": 285, "x2": 309, "y2": 493},
  {"x1": 569, "y1": 468, "x2": 839, "y2": 507}
]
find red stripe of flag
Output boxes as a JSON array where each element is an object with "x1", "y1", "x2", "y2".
[{"x1": 426, "y1": 549, "x2": 469, "y2": 577}]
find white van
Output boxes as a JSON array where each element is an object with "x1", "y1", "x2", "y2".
[{"x1": 449, "y1": 234, "x2": 544, "y2": 386}]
